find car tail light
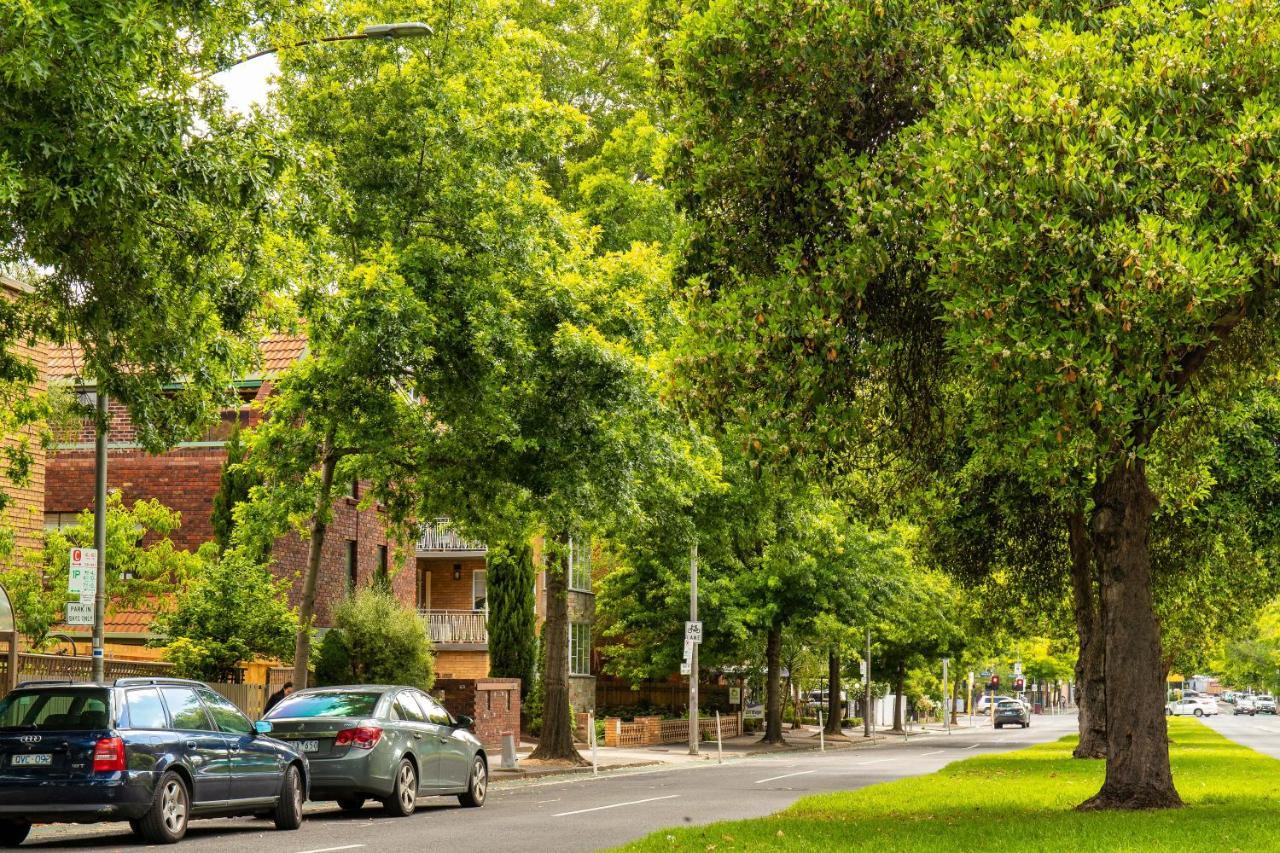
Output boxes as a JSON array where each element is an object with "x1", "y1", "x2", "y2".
[
  {"x1": 92, "y1": 737, "x2": 126, "y2": 773},
  {"x1": 334, "y1": 726, "x2": 383, "y2": 750}
]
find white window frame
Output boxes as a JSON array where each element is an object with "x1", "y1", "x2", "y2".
[
  {"x1": 569, "y1": 622, "x2": 591, "y2": 676},
  {"x1": 472, "y1": 569, "x2": 487, "y2": 612},
  {"x1": 568, "y1": 538, "x2": 592, "y2": 593}
]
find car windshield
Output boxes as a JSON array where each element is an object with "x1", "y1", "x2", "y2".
[
  {"x1": 0, "y1": 687, "x2": 111, "y2": 731},
  {"x1": 265, "y1": 691, "x2": 382, "y2": 720}
]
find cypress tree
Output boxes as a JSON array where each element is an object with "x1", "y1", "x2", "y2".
[{"x1": 487, "y1": 541, "x2": 537, "y2": 699}]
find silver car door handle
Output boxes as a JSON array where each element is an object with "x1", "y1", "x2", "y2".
[
  {"x1": 438, "y1": 737, "x2": 448, "y2": 744},
  {"x1": 413, "y1": 733, "x2": 422, "y2": 740},
  {"x1": 229, "y1": 745, "x2": 241, "y2": 754},
  {"x1": 186, "y1": 741, "x2": 197, "y2": 749}
]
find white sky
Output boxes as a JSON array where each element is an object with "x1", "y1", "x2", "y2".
[{"x1": 212, "y1": 54, "x2": 278, "y2": 114}]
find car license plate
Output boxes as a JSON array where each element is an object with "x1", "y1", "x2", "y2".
[
  {"x1": 12, "y1": 754, "x2": 52, "y2": 767},
  {"x1": 299, "y1": 740, "x2": 320, "y2": 753}
]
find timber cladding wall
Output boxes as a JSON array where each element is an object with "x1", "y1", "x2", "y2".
[{"x1": 434, "y1": 677, "x2": 520, "y2": 750}]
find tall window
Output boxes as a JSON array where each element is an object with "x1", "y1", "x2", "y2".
[
  {"x1": 346, "y1": 540, "x2": 358, "y2": 594},
  {"x1": 568, "y1": 538, "x2": 592, "y2": 592},
  {"x1": 377, "y1": 545, "x2": 389, "y2": 582},
  {"x1": 416, "y1": 566, "x2": 431, "y2": 610},
  {"x1": 472, "y1": 569, "x2": 487, "y2": 611},
  {"x1": 569, "y1": 623, "x2": 591, "y2": 676}
]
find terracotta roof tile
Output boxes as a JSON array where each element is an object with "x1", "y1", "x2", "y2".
[
  {"x1": 47, "y1": 334, "x2": 308, "y2": 382},
  {"x1": 54, "y1": 607, "x2": 163, "y2": 636}
]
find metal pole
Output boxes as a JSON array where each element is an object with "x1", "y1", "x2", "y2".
[
  {"x1": 589, "y1": 711, "x2": 598, "y2": 775},
  {"x1": 818, "y1": 710, "x2": 824, "y2": 752},
  {"x1": 715, "y1": 711, "x2": 723, "y2": 764},
  {"x1": 942, "y1": 658, "x2": 949, "y2": 735},
  {"x1": 689, "y1": 543, "x2": 699, "y2": 756},
  {"x1": 863, "y1": 628, "x2": 872, "y2": 738},
  {"x1": 92, "y1": 390, "x2": 108, "y2": 683}
]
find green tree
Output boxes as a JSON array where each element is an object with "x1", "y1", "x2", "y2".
[
  {"x1": 314, "y1": 586, "x2": 434, "y2": 690},
  {"x1": 0, "y1": 493, "x2": 205, "y2": 646},
  {"x1": 211, "y1": 421, "x2": 260, "y2": 554},
  {"x1": 487, "y1": 542, "x2": 538, "y2": 700},
  {"x1": 153, "y1": 549, "x2": 298, "y2": 681}
]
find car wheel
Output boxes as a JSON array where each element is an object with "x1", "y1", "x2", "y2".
[
  {"x1": 274, "y1": 764, "x2": 304, "y2": 830},
  {"x1": 1194, "y1": 709, "x2": 1203, "y2": 717},
  {"x1": 995, "y1": 723, "x2": 1002, "y2": 729},
  {"x1": 458, "y1": 756, "x2": 488, "y2": 808},
  {"x1": 138, "y1": 771, "x2": 190, "y2": 844},
  {"x1": 383, "y1": 758, "x2": 417, "y2": 817},
  {"x1": 0, "y1": 822, "x2": 30, "y2": 848},
  {"x1": 337, "y1": 797, "x2": 366, "y2": 813}
]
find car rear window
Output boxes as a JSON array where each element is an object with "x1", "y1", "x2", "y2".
[
  {"x1": 0, "y1": 688, "x2": 111, "y2": 731},
  {"x1": 266, "y1": 691, "x2": 382, "y2": 719}
]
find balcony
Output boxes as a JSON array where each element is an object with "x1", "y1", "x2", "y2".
[
  {"x1": 416, "y1": 518, "x2": 487, "y2": 557},
  {"x1": 421, "y1": 609, "x2": 488, "y2": 650}
]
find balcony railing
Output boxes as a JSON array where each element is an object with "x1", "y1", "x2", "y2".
[
  {"x1": 420, "y1": 609, "x2": 488, "y2": 646},
  {"x1": 416, "y1": 518, "x2": 487, "y2": 555}
]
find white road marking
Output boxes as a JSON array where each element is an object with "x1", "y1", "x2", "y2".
[
  {"x1": 919, "y1": 751, "x2": 945, "y2": 757},
  {"x1": 554, "y1": 794, "x2": 680, "y2": 817},
  {"x1": 296, "y1": 846, "x2": 366, "y2": 853},
  {"x1": 535, "y1": 798, "x2": 562, "y2": 805},
  {"x1": 857, "y1": 758, "x2": 895, "y2": 765},
  {"x1": 754, "y1": 770, "x2": 817, "y2": 784},
  {"x1": 963, "y1": 744, "x2": 981, "y2": 750}
]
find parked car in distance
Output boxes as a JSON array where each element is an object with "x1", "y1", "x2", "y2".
[
  {"x1": 1235, "y1": 696, "x2": 1257, "y2": 715},
  {"x1": 994, "y1": 700, "x2": 1030, "y2": 729},
  {"x1": 1165, "y1": 695, "x2": 1219, "y2": 717},
  {"x1": 1256, "y1": 695, "x2": 1277, "y2": 714},
  {"x1": 977, "y1": 694, "x2": 1030, "y2": 714},
  {"x1": 262, "y1": 685, "x2": 487, "y2": 817},
  {"x1": 0, "y1": 678, "x2": 306, "y2": 847}
]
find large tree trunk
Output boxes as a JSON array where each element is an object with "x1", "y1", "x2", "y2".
[
  {"x1": 1078, "y1": 460, "x2": 1182, "y2": 811},
  {"x1": 530, "y1": 534, "x2": 585, "y2": 763},
  {"x1": 890, "y1": 663, "x2": 905, "y2": 733},
  {"x1": 761, "y1": 624, "x2": 784, "y2": 744},
  {"x1": 1068, "y1": 509, "x2": 1107, "y2": 759},
  {"x1": 825, "y1": 647, "x2": 843, "y2": 736},
  {"x1": 293, "y1": 443, "x2": 337, "y2": 690},
  {"x1": 950, "y1": 675, "x2": 961, "y2": 725}
]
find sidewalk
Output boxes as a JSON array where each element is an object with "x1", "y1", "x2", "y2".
[{"x1": 492, "y1": 718, "x2": 988, "y2": 783}]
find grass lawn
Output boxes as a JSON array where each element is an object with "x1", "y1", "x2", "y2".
[{"x1": 619, "y1": 719, "x2": 1279, "y2": 851}]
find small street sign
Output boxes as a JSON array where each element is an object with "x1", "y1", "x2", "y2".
[
  {"x1": 729, "y1": 687, "x2": 741, "y2": 705},
  {"x1": 68, "y1": 548, "x2": 98, "y2": 597},
  {"x1": 65, "y1": 601, "x2": 93, "y2": 626},
  {"x1": 859, "y1": 659, "x2": 867, "y2": 679},
  {"x1": 685, "y1": 621, "x2": 703, "y2": 643},
  {"x1": 683, "y1": 639, "x2": 695, "y2": 660},
  {"x1": 1013, "y1": 661, "x2": 1023, "y2": 676},
  {"x1": 680, "y1": 661, "x2": 691, "y2": 676}
]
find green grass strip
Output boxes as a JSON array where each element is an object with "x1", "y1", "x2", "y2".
[{"x1": 619, "y1": 720, "x2": 1279, "y2": 851}]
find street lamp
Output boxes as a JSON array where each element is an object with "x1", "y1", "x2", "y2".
[{"x1": 222, "y1": 21, "x2": 433, "y2": 70}]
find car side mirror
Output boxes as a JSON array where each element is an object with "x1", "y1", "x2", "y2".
[
  {"x1": 254, "y1": 720, "x2": 273, "y2": 736},
  {"x1": 456, "y1": 714, "x2": 474, "y2": 729}
]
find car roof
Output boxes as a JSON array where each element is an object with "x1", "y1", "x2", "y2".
[{"x1": 289, "y1": 685, "x2": 406, "y2": 693}]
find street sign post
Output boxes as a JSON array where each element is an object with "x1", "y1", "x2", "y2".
[
  {"x1": 68, "y1": 548, "x2": 98, "y2": 597},
  {"x1": 683, "y1": 638, "x2": 695, "y2": 660},
  {"x1": 685, "y1": 621, "x2": 703, "y2": 643},
  {"x1": 729, "y1": 687, "x2": 741, "y2": 706},
  {"x1": 688, "y1": 545, "x2": 699, "y2": 756}
]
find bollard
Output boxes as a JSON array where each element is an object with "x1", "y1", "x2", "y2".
[
  {"x1": 715, "y1": 711, "x2": 723, "y2": 765},
  {"x1": 589, "y1": 711, "x2": 598, "y2": 776},
  {"x1": 501, "y1": 732, "x2": 518, "y2": 770},
  {"x1": 818, "y1": 710, "x2": 824, "y2": 752}
]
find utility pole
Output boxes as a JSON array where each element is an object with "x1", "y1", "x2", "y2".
[
  {"x1": 942, "y1": 657, "x2": 950, "y2": 734},
  {"x1": 863, "y1": 627, "x2": 872, "y2": 738},
  {"x1": 91, "y1": 390, "x2": 108, "y2": 682},
  {"x1": 688, "y1": 543, "x2": 699, "y2": 755}
]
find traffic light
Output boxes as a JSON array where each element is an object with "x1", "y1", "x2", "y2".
[
  {"x1": 989, "y1": 674, "x2": 1000, "y2": 689},
  {"x1": 1014, "y1": 677, "x2": 1025, "y2": 691}
]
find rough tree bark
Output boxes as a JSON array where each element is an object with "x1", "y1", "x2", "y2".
[
  {"x1": 530, "y1": 533, "x2": 586, "y2": 763},
  {"x1": 761, "y1": 623, "x2": 784, "y2": 745},
  {"x1": 292, "y1": 440, "x2": 337, "y2": 690},
  {"x1": 825, "y1": 647, "x2": 844, "y2": 736},
  {"x1": 890, "y1": 662, "x2": 906, "y2": 733},
  {"x1": 1068, "y1": 509, "x2": 1107, "y2": 759},
  {"x1": 950, "y1": 676, "x2": 961, "y2": 726},
  {"x1": 1078, "y1": 460, "x2": 1182, "y2": 811}
]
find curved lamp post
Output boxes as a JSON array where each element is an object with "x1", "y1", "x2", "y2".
[{"x1": 223, "y1": 21, "x2": 433, "y2": 70}]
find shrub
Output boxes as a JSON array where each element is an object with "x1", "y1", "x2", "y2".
[{"x1": 314, "y1": 586, "x2": 434, "y2": 689}]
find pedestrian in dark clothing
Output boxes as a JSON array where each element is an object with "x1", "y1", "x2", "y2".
[{"x1": 263, "y1": 682, "x2": 293, "y2": 715}]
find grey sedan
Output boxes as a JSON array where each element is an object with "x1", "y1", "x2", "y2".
[{"x1": 261, "y1": 685, "x2": 486, "y2": 816}]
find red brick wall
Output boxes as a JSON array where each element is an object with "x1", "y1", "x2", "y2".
[
  {"x1": 422, "y1": 556, "x2": 487, "y2": 611},
  {"x1": 434, "y1": 677, "x2": 520, "y2": 750}
]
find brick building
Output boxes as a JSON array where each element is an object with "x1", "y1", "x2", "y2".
[
  {"x1": 43, "y1": 336, "x2": 414, "y2": 648},
  {"x1": 0, "y1": 274, "x2": 47, "y2": 558}
]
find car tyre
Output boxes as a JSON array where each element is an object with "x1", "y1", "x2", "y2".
[
  {"x1": 994, "y1": 723, "x2": 1002, "y2": 729},
  {"x1": 1194, "y1": 708, "x2": 1203, "y2": 717},
  {"x1": 274, "y1": 764, "x2": 304, "y2": 830},
  {"x1": 138, "y1": 771, "x2": 190, "y2": 844},
  {"x1": 458, "y1": 756, "x2": 488, "y2": 808},
  {"x1": 383, "y1": 758, "x2": 417, "y2": 817},
  {"x1": 0, "y1": 822, "x2": 30, "y2": 848},
  {"x1": 337, "y1": 797, "x2": 366, "y2": 813}
]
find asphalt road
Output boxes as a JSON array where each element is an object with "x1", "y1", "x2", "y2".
[
  {"x1": 20, "y1": 714, "x2": 1077, "y2": 852},
  {"x1": 1200, "y1": 710, "x2": 1280, "y2": 759}
]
